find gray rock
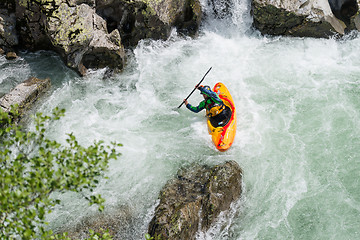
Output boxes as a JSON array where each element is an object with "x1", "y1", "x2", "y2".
[
  {"x1": 11, "y1": 0, "x2": 202, "y2": 74},
  {"x1": 96, "y1": 0, "x2": 202, "y2": 47},
  {"x1": 148, "y1": 160, "x2": 243, "y2": 240},
  {"x1": 251, "y1": 0, "x2": 360, "y2": 38},
  {"x1": 46, "y1": 2, "x2": 126, "y2": 75},
  {"x1": 96, "y1": 0, "x2": 170, "y2": 47},
  {"x1": 0, "y1": 9, "x2": 18, "y2": 50},
  {"x1": 15, "y1": 0, "x2": 125, "y2": 76},
  {"x1": 146, "y1": 0, "x2": 202, "y2": 36},
  {"x1": 0, "y1": 77, "x2": 51, "y2": 115}
]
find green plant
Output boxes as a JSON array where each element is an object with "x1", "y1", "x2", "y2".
[
  {"x1": 145, "y1": 233, "x2": 154, "y2": 240},
  {"x1": 0, "y1": 107, "x2": 121, "y2": 239}
]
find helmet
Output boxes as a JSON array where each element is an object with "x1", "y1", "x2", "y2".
[
  {"x1": 200, "y1": 85, "x2": 211, "y2": 98},
  {"x1": 203, "y1": 85, "x2": 211, "y2": 91},
  {"x1": 200, "y1": 85, "x2": 211, "y2": 93},
  {"x1": 200, "y1": 86, "x2": 211, "y2": 98}
]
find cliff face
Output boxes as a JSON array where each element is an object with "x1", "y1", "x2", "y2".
[{"x1": 252, "y1": 0, "x2": 360, "y2": 38}]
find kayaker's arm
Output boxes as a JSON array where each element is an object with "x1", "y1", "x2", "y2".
[
  {"x1": 186, "y1": 100, "x2": 206, "y2": 113},
  {"x1": 198, "y1": 86, "x2": 223, "y2": 104}
]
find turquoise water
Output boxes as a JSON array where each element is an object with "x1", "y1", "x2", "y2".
[{"x1": 1, "y1": 0, "x2": 360, "y2": 239}]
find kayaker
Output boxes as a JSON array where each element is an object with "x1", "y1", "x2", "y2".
[{"x1": 184, "y1": 85, "x2": 231, "y2": 127}]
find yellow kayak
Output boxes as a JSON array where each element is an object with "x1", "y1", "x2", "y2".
[{"x1": 207, "y1": 82, "x2": 237, "y2": 151}]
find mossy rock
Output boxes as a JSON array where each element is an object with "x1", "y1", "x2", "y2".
[{"x1": 148, "y1": 161, "x2": 243, "y2": 239}]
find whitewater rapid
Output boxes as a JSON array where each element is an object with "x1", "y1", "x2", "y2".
[{"x1": 1, "y1": 0, "x2": 360, "y2": 239}]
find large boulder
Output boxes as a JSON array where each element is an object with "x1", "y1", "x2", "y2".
[
  {"x1": 96, "y1": 0, "x2": 202, "y2": 47},
  {"x1": 252, "y1": 0, "x2": 360, "y2": 38},
  {"x1": 13, "y1": 0, "x2": 202, "y2": 74},
  {"x1": 45, "y1": 2, "x2": 125, "y2": 75},
  {"x1": 15, "y1": 0, "x2": 125, "y2": 75},
  {"x1": 148, "y1": 160, "x2": 243, "y2": 240},
  {"x1": 145, "y1": 0, "x2": 202, "y2": 36},
  {"x1": 96, "y1": 0, "x2": 171, "y2": 47}
]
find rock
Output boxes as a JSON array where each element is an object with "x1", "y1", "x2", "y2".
[
  {"x1": 251, "y1": 0, "x2": 360, "y2": 38},
  {"x1": 96, "y1": 0, "x2": 202, "y2": 47},
  {"x1": 57, "y1": 205, "x2": 135, "y2": 239},
  {"x1": 328, "y1": 0, "x2": 358, "y2": 25},
  {"x1": 46, "y1": 2, "x2": 126, "y2": 75},
  {"x1": 15, "y1": 0, "x2": 52, "y2": 51},
  {"x1": 0, "y1": 47, "x2": 5, "y2": 55},
  {"x1": 15, "y1": 0, "x2": 125, "y2": 75},
  {"x1": 0, "y1": 77, "x2": 51, "y2": 115},
  {"x1": 67, "y1": 0, "x2": 96, "y2": 7},
  {"x1": 12, "y1": 0, "x2": 202, "y2": 74},
  {"x1": 0, "y1": 0, "x2": 15, "y2": 11},
  {"x1": 96, "y1": 0, "x2": 170, "y2": 47},
  {"x1": 146, "y1": 0, "x2": 202, "y2": 36},
  {"x1": 5, "y1": 51, "x2": 17, "y2": 60},
  {"x1": 0, "y1": 9, "x2": 18, "y2": 50},
  {"x1": 148, "y1": 160, "x2": 243, "y2": 240},
  {"x1": 207, "y1": 0, "x2": 232, "y2": 19}
]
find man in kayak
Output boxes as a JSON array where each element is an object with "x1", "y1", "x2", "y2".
[{"x1": 184, "y1": 85, "x2": 231, "y2": 127}]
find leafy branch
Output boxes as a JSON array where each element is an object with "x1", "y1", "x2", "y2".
[{"x1": 0, "y1": 107, "x2": 121, "y2": 239}]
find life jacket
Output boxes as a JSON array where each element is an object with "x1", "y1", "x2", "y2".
[{"x1": 205, "y1": 99, "x2": 225, "y2": 117}]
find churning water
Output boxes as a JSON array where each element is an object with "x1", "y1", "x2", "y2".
[{"x1": 1, "y1": 0, "x2": 360, "y2": 239}]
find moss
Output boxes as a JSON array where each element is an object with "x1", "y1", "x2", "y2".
[
  {"x1": 141, "y1": 6, "x2": 156, "y2": 18},
  {"x1": 48, "y1": 3, "x2": 93, "y2": 51},
  {"x1": 190, "y1": 0, "x2": 201, "y2": 18},
  {"x1": 169, "y1": 211, "x2": 181, "y2": 234},
  {"x1": 19, "y1": 0, "x2": 28, "y2": 7}
]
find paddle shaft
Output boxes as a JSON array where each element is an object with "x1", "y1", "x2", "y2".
[{"x1": 178, "y1": 67, "x2": 212, "y2": 108}]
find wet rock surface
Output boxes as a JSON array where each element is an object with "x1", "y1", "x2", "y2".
[
  {"x1": 0, "y1": 77, "x2": 51, "y2": 115},
  {"x1": 148, "y1": 160, "x2": 243, "y2": 240},
  {"x1": 96, "y1": 0, "x2": 202, "y2": 48},
  {"x1": 15, "y1": 0, "x2": 125, "y2": 76},
  {"x1": 0, "y1": 0, "x2": 202, "y2": 75},
  {"x1": 251, "y1": 0, "x2": 360, "y2": 38}
]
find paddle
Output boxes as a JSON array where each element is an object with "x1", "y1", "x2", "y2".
[{"x1": 178, "y1": 67, "x2": 212, "y2": 109}]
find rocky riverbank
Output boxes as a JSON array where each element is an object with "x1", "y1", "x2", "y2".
[
  {"x1": 0, "y1": 0, "x2": 202, "y2": 76},
  {"x1": 2, "y1": 1, "x2": 360, "y2": 76}
]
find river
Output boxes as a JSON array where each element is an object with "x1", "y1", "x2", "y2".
[{"x1": 1, "y1": 0, "x2": 360, "y2": 239}]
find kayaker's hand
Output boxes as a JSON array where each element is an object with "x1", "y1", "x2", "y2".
[
  {"x1": 195, "y1": 84, "x2": 203, "y2": 89},
  {"x1": 184, "y1": 99, "x2": 188, "y2": 105}
]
